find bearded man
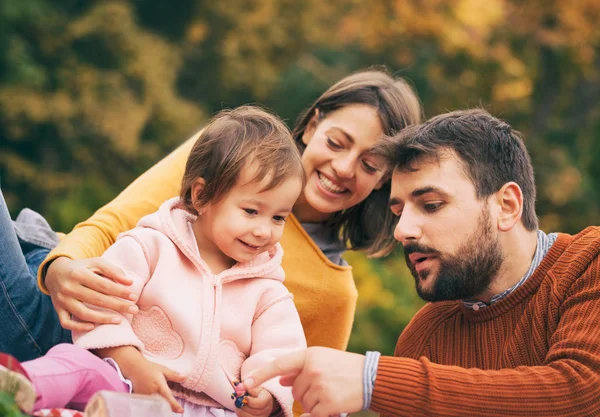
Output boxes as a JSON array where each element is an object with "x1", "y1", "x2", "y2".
[{"x1": 241, "y1": 109, "x2": 600, "y2": 417}]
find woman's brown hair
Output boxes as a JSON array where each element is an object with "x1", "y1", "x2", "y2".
[
  {"x1": 293, "y1": 68, "x2": 423, "y2": 256},
  {"x1": 181, "y1": 105, "x2": 305, "y2": 213}
]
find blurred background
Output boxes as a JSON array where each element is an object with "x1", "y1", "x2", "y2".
[{"x1": 1, "y1": 0, "x2": 599, "y2": 355}]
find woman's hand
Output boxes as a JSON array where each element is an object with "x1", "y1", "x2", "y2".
[
  {"x1": 236, "y1": 387, "x2": 277, "y2": 417},
  {"x1": 45, "y1": 257, "x2": 139, "y2": 331}
]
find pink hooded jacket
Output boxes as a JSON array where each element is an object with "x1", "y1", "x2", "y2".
[{"x1": 73, "y1": 198, "x2": 306, "y2": 416}]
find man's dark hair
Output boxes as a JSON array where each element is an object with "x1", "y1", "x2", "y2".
[{"x1": 391, "y1": 108, "x2": 538, "y2": 230}]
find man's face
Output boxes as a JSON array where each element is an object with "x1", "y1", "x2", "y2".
[{"x1": 389, "y1": 151, "x2": 504, "y2": 302}]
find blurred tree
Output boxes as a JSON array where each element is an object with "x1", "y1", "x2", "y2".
[
  {"x1": 346, "y1": 250, "x2": 424, "y2": 355},
  {"x1": 0, "y1": 1, "x2": 203, "y2": 231},
  {"x1": 326, "y1": 0, "x2": 600, "y2": 233}
]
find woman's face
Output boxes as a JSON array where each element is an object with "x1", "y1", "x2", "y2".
[{"x1": 296, "y1": 103, "x2": 388, "y2": 222}]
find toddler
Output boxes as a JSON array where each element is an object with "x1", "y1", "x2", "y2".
[{"x1": 0, "y1": 106, "x2": 307, "y2": 417}]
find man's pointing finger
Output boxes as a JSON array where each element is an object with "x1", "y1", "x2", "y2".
[{"x1": 242, "y1": 349, "x2": 307, "y2": 390}]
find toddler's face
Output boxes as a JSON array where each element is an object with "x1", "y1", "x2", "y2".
[{"x1": 194, "y1": 164, "x2": 303, "y2": 268}]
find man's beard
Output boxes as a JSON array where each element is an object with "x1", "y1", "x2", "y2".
[{"x1": 404, "y1": 207, "x2": 504, "y2": 302}]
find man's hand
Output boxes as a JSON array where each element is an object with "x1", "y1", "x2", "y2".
[
  {"x1": 95, "y1": 346, "x2": 186, "y2": 413},
  {"x1": 236, "y1": 387, "x2": 277, "y2": 417},
  {"x1": 46, "y1": 257, "x2": 138, "y2": 331},
  {"x1": 241, "y1": 347, "x2": 365, "y2": 417}
]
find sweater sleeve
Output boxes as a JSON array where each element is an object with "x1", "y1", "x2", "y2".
[
  {"x1": 370, "y1": 256, "x2": 600, "y2": 417},
  {"x1": 241, "y1": 286, "x2": 307, "y2": 417},
  {"x1": 37, "y1": 133, "x2": 198, "y2": 293},
  {"x1": 72, "y1": 234, "x2": 152, "y2": 351}
]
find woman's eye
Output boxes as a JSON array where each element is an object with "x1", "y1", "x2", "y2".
[
  {"x1": 362, "y1": 160, "x2": 379, "y2": 173},
  {"x1": 326, "y1": 137, "x2": 343, "y2": 149},
  {"x1": 243, "y1": 208, "x2": 258, "y2": 215}
]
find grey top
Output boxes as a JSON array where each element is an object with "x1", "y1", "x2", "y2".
[
  {"x1": 462, "y1": 230, "x2": 558, "y2": 310},
  {"x1": 301, "y1": 221, "x2": 348, "y2": 266}
]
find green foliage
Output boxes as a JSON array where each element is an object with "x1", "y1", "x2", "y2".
[
  {"x1": 346, "y1": 250, "x2": 425, "y2": 354},
  {"x1": 0, "y1": 392, "x2": 27, "y2": 417},
  {"x1": 1, "y1": 0, "x2": 599, "y2": 352}
]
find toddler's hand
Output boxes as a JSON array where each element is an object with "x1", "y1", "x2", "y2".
[
  {"x1": 128, "y1": 359, "x2": 186, "y2": 413},
  {"x1": 235, "y1": 387, "x2": 278, "y2": 417}
]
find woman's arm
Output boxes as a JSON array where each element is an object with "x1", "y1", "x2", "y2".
[
  {"x1": 41, "y1": 133, "x2": 198, "y2": 330},
  {"x1": 70, "y1": 234, "x2": 151, "y2": 337}
]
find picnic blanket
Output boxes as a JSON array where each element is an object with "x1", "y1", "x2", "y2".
[{"x1": 33, "y1": 409, "x2": 84, "y2": 417}]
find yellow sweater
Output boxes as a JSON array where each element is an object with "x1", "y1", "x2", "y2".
[{"x1": 39, "y1": 132, "x2": 358, "y2": 350}]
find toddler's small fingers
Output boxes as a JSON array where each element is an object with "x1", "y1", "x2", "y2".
[{"x1": 158, "y1": 383, "x2": 183, "y2": 413}]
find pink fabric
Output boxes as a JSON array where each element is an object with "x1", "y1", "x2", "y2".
[
  {"x1": 22, "y1": 344, "x2": 129, "y2": 411},
  {"x1": 72, "y1": 197, "x2": 306, "y2": 417}
]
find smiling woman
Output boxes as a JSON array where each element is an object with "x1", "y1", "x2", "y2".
[
  {"x1": 291, "y1": 70, "x2": 422, "y2": 257},
  {"x1": 294, "y1": 104, "x2": 387, "y2": 223}
]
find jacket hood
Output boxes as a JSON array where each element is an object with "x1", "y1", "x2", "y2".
[{"x1": 135, "y1": 197, "x2": 285, "y2": 283}]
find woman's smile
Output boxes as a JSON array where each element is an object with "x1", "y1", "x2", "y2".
[{"x1": 316, "y1": 172, "x2": 348, "y2": 195}]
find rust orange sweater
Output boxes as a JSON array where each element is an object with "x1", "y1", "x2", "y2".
[{"x1": 372, "y1": 227, "x2": 600, "y2": 417}]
